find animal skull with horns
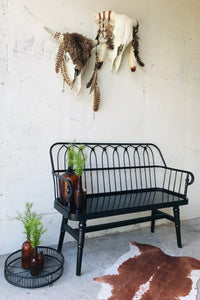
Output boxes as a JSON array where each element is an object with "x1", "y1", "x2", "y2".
[
  {"x1": 44, "y1": 27, "x2": 94, "y2": 95},
  {"x1": 44, "y1": 11, "x2": 144, "y2": 111},
  {"x1": 94, "y1": 11, "x2": 145, "y2": 72},
  {"x1": 86, "y1": 10, "x2": 145, "y2": 111}
]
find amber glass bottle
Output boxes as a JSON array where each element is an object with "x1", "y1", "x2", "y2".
[
  {"x1": 22, "y1": 240, "x2": 34, "y2": 269},
  {"x1": 30, "y1": 248, "x2": 38, "y2": 276},
  {"x1": 38, "y1": 251, "x2": 44, "y2": 270},
  {"x1": 60, "y1": 167, "x2": 79, "y2": 210},
  {"x1": 74, "y1": 176, "x2": 86, "y2": 211}
]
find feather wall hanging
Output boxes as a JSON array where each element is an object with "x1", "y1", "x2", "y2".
[
  {"x1": 44, "y1": 11, "x2": 144, "y2": 112},
  {"x1": 44, "y1": 27, "x2": 94, "y2": 95},
  {"x1": 86, "y1": 11, "x2": 145, "y2": 111}
]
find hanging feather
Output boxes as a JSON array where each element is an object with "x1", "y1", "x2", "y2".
[
  {"x1": 93, "y1": 84, "x2": 101, "y2": 112},
  {"x1": 129, "y1": 46, "x2": 137, "y2": 72},
  {"x1": 61, "y1": 59, "x2": 73, "y2": 88},
  {"x1": 89, "y1": 70, "x2": 97, "y2": 94},
  {"x1": 86, "y1": 70, "x2": 98, "y2": 94},
  {"x1": 86, "y1": 71, "x2": 95, "y2": 88},
  {"x1": 132, "y1": 25, "x2": 145, "y2": 67},
  {"x1": 55, "y1": 41, "x2": 65, "y2": 73},
  {"x1": 105, "y1": 24, "x2": 114, "y2": 50},
  {"x1": 97, "y1": 43, "x2": 107, "y2": 68}
]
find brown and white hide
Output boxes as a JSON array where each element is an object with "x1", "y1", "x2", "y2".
[
  {"x1": 95, "y1": 11, "x2": 140, "y2": 72},
  {"x1": 44, "y1": 27, "x2": 94, "y2": 94},
  {"x1": 94, "y1": 241, "x2": 200, "y2": 300}
]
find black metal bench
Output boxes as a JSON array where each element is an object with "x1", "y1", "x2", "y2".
[{"x1": 49, "y1": 142, "x2": 194, "y2": 275}]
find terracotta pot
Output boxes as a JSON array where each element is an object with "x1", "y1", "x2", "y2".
[{"x1": 22, "y1": 240, "x2": 34, "y2": 269}]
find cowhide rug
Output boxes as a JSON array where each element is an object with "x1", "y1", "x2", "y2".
[{"x1": 94, "y1": 241, "x2": 200, "y2": 300}]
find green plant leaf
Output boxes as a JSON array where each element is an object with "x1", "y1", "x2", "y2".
[
  {"x1": 30, "y1": 218, "x2": 47, "y2": 248},
  {"x1": 74, "y1": 144, "x2": 87, "y2": 176},
  {"x1": 16, "y1": 202, "x2": 37, "y2": 241},
  {"x1": 67, "y1": 144, "x2": 76, "y2": 168}
]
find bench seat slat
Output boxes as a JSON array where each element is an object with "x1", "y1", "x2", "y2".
[
  {"x1": 54, "y1": 189, "x2": 187, "y2": 221},
  {"x1": 86, "y1": 190, "x2": 187, "y2": 214}
]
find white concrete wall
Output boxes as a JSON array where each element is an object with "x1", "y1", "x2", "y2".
[{"x1": 1, "y1": 0, "x2": 200, "y2": 254}]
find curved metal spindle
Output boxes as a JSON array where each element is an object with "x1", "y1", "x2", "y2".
[
  {"x1": 91, "y1": 147, "x2": 100, "y2": 194},
  {"x1": 123, "y1": 147, "x2": 133, "y2": 190},
  {"x1": 57, "y1": 145, "x2": 63, "y2": 172},
  {"x1": 111, "y1": 147, "x2": 117, "y2": 192},
  {"x1": 112, "y1": 147, "x2": 123, "y2": 192},
  {"x1": 80, "y1": 144, "x2": 88, "y2": 191},
  {"x1": 118, "y1": 146, "x2": 127, "y2": 207},
  {"x1": 146, "y1": 146, "x2": 157, "y2": 187},
  {"x1": 101, "y1": 146, "x2": 112, "y2": 193},
  {"x1": 56, "y1": 145, "x2": 68, "y2": 199},
  {"x1": 127, "y1": 146, "x2": 134, "y2": 190},
  {"x1": 117, "y1": 146, "x2": 125, "y2": 191},
  {"x1": 89, "y1": 148, "x2": 95, "y2": 194},
  {"x1": 142, "y1": 147, "x2": 148, "y2": 188},
  {"x1": 133, "y1": 147, "x2": 143, "y2": 189},
  {"x1": 168, "y1": 169, "x2": 172, "y2": 191},
  {"x1": 97, "y1": 146, "x2": 107, "y2": 210},
  {"x1": 178, "y1": 172, "x2": 183, "y2": 194},
  {"x1": 101, "y1": 147, "x2": 106, "y2": 193},
  {"x1": 162, "y1": 168, "x2": 167, "y2": 189},
  {"x1": 81, "y1": 144, "x2": 90, "y2": 193},
  {"x1": 173, "y1": 170, "x2": 178, "y2": 192},
  {"x1": 63, "y1": 146, "x2": 69, "y2": 170}
]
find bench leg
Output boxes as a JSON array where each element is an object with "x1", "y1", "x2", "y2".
[
  {"x1": 76, "y1": 220, "x2": 86, "y2": 276},
  {"x1": 151, "y1": 209, "x2": 156, "y2": 233},
  {"x1": 58, "y1": 216, "x2": 68, "y2": 252},
  {"x1": 173, "y1": 206, "x2": 182, "y2": 248}
]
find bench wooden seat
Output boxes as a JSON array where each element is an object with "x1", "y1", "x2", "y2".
[{"x1": 50, "y1": 142, "x2": 194, "y2": 275}]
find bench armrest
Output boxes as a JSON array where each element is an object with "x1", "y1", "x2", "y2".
[
  {"x1": 165, "y1": 167, "x2": 194, "y2": 185},
  {"x1": 162, "y1": 166, "x2": 194, "y2": 196}
]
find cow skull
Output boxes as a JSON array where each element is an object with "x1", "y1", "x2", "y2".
[
  {"x1": 44, "y1": 27, "x2": 94, "y2": 95},
  {"x1": 94, "y1": 11, "x2": 144, "y2": 72}
]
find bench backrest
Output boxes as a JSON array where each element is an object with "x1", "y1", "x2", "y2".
[{"x1": 50, "y1": 143, "x2": 167, "y2": 195}]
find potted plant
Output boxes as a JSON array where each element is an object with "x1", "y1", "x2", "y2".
[
  {"x1": 60, "y1": 144, "x2": 87, "y2": 211},
  {"x1": 73, "y1": 144, "x2": 87, "y2": 210},
  {"x1": 16, "y1": 202, "x2": 36, "y2": 269}
]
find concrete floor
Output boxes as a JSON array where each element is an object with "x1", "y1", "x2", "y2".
[{"x1": 1, "y1": 218, "x2": 200, "y2": 300}]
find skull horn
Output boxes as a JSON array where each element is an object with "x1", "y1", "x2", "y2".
[{"x1": 43, "y1": 26, "x2": 64, "y2": 42}]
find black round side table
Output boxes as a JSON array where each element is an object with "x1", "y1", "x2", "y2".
[{"x1": 4, "y1": 246, "x2": 64, "y2": 288}]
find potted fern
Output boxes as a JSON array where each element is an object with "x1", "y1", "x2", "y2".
[
  {"x1": 16, "y1": 202, "x2": 36, "y2": 269},
  {"x1": 16, "y1": 202, "x2": 47, "y2": 272},
  {"x1": 60, "y1": 144, "x2": 87, "y2": 211},
  {"x1": 73, "y1": 144, "x2": 87, "y2": 210}
]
